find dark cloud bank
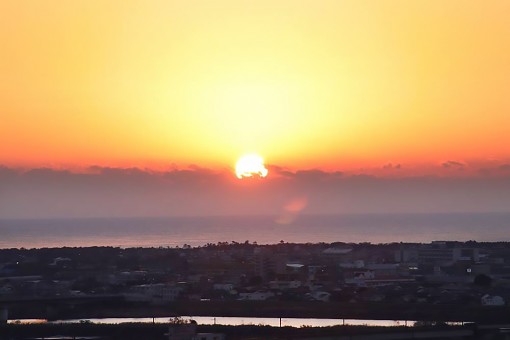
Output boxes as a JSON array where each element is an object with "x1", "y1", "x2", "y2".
[{"x1": 1, "y1": 166, "x2": 510, "y2": 219}]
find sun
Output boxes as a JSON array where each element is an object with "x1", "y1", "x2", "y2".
[{"x1": 235, "y1": 154, "x2": 268, "y2": 179}]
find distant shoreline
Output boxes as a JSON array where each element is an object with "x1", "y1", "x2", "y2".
[{"x1": 2, "y1": 212, "x2": 510, "y2": 248}]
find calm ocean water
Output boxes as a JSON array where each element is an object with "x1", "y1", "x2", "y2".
[{"x1": 0, "y1": 213, "x2": 509, "y2": 249}]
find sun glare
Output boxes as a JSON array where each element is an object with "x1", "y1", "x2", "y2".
[{"x1": 235, "y1": 154, "x2": 268, "y2": 179}]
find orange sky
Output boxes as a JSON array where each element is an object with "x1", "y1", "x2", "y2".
[{"x1": 1, "y1": 1, "x2": 510, "y2": 172}]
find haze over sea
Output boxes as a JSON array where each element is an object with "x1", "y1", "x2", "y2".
[{"x1": 1, "y1": 213, "x2": 509, "y2": 249}]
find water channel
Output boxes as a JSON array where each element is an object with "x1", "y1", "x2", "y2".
[{"x1": 9, "y1": 316, "x2": 464, "y2": 328}]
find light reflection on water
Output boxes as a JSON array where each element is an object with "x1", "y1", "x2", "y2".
[
  {"x1": 9, "y1": 316, "x2": 465, "y2": 327},
  {"x1": 7, "y1": 319, "x2": 46, "y2": 324},
  {"x1": 50, "y1": 316, "x2": 460, "y2": 327}
]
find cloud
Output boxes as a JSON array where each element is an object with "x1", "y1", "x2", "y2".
[
  {"x1": 0, "y1": 166, "x2": 17, "y2": 177},
  {"x1": 383, "y1": 163, "x2": 402, "y2": 170},
  {"x1": 442, "y1": 160, "x2": 465, "y2": 169},
  {"x1": 294, "y1": 169, "x2": 344, "y2": 181},
  {"x1": 88, "y1": 166, "x2": 149, "y2": 176},
  {"x1": 266, "y1": 166, "x2": 344, "y2": 182},
  {"x1": 478, "y1": 168, "x2": 493, "y2": 176},
  {"x1": 2, "y1": 165, "x2": 510, "y2": 219},
  {"x1": 24, "y1": 167, "x2": 73, "y2": 177},
  {"x1": 266, "y1": 165, "x2": 294, "y2": 177},
  {"x1": 475, "y1": 163, "x2": 510, "y2": 177}
]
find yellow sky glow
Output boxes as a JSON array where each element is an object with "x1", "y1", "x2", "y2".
[{"x1": 1, "y1": 1, "x2": 510, "y2": 171}]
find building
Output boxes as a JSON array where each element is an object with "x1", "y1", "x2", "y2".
[
  {"x1": 481, "y1": 294, "x2": 505, "y2": 306},
  {"x1": 125, "y1": 283, "x2": 182, "y2": 303},
  {"x1": 238, "y1": 291, "x2": 274, "y2": 301},
  {"x1": 269, "y1": 280, "x2": 301, "y2": 290}
]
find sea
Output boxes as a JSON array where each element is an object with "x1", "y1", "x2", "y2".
[{"x1": 0, "y1": 213, "x2": 509, "y2": 249}]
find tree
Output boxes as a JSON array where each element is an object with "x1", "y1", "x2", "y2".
[{"x1": 474, "y1": 274, "x2": 492, "y2": 287}]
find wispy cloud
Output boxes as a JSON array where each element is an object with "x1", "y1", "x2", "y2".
[{"x1": 442, "y1": 160, "x2": 465, "y2": 169}]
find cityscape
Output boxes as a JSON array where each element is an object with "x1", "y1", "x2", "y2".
[{"x1": 3, "y1": 241, "x2": 510, "y2": 338}]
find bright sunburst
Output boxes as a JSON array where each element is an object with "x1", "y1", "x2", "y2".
[{"x1": 235, "y1": 154, "x2": 268, "y2": 179}]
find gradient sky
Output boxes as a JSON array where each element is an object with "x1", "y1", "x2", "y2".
[
  {"x1": 1, "y1": 0, "x2": 510, "y2": 171},
  {"x1": 2, "y1": 1, "x2": 510, "y2": 219}
]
